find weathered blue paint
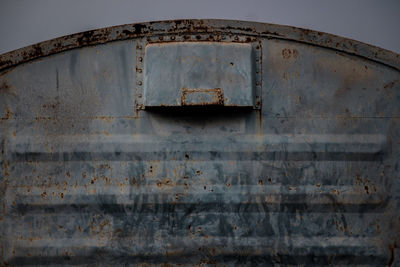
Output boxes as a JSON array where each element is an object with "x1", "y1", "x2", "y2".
[{"x1": 0, "y1": 20, "x2": 399, "y2": 266}]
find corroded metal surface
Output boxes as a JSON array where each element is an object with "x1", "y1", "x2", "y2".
[
  {"x1": 0, "y1": 20, "x2": 399, "y2": 72},
  {"x1": 0, "y1": 20, "x2": 399, "y2": 266}
]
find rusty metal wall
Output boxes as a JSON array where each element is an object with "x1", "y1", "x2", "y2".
[{"x1": 0, "y1": 20, "x2": 399, "y2": 266}]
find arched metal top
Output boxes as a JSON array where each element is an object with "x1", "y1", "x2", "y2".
[{"x1": 1, "y1": 19, "x2": 399, "y2": 72}]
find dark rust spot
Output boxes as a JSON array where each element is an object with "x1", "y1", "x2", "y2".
[
  {"x1": 383, "y1": 80, "x2": 397, "y2": 89},
  {"x1": 387, "y1": 241, "x2": 397, "y2": 266},
  {"x1": 364, "y1": 185, "x2": 369, "y2": 194}
]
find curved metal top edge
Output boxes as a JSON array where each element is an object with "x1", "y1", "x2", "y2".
[{"x1": 0, "y1": 19, "x2": 399, "y2": 72}]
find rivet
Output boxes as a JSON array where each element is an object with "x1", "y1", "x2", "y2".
[
  {"x1": 138, "y1": 81, "x2": 142, "y2": 85},
  {"x1": 159, "y1": 36, "x2": 163, "y2": 40},
  {"x1": 171, "y1": 36, "x2": 176, "y2": 40},
  {"x1": 139, "y1": 57, "x2": 143, "y2": 62},
  {"x1": 138, "y1": 69, "x2": 142, "y2": 73},
  {"x1": 234, "y1": 36, "x2": 239, "y2": 41}
]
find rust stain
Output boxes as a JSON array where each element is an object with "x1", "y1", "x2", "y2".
[
  {"x1": 364, "y1": 185, "x2": 370, "y2": 195},
  {"x1": 383, "y1": 80, "x2": 397, "y2": 89},
  {"x1": 98, "y1": 116, "x2": 115, "y2": 123},
  {"x1": 383, "y1": 79, "x2": 398, "y2": 99},
  {"x1": 181, "y1": 88, "x2": 224, "y2": 106},
  {"x1": 0, "y1": 81, "x2": 16, "y2": 96},
  {"x1": 376, "y1": 224, "x2": 381, "y2": 234},
  {"x1": 282, "y1": 48, "x2": 299, "y2": 59},
  {"x1": 157, "y1": 178, "x2": 174, "y2": 188},
  {"x1": 1, "y1": 140, "x2": 8, "y2": 178},
  {"x1": 387, "y1": 241, "x2": 397, "y2": 266},
  {"x1": 1, "y1": 107, "x2": 14, "y2": 121}
]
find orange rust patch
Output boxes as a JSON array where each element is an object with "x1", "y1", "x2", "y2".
[
  {"x1": 98, "y1": 116, "x2": 115, "y2": 123},
  {"x1": 157, "y1": 178, "x2": 174, "y2": 188}
]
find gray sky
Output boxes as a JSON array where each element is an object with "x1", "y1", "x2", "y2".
[{"x1": 0, "y1": 0, "x2": 399, "y2": 54}]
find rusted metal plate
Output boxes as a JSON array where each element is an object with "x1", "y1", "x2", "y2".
[
  {"x1": 181, "y1": 88, "x2": 224, "y2": 106},
  {"x1": 0, "y1": 20, "x2": 399, "y2": 266}
]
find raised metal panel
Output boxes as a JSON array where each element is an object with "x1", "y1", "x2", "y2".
[
  {"x1": 0, "y1": 20, "x2": 399, "y2": 266},
  {"x1": 144, "y1": 42, "x2": 255, "y2": 107}
]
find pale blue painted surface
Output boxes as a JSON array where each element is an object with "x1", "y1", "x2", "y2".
[{"x1": 0, "y1": 20, "x2": 399, "y2": 266}]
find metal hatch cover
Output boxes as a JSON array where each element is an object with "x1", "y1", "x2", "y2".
[{"x1": 143, "y1": 42, "x2": 256, "y2": 108}]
